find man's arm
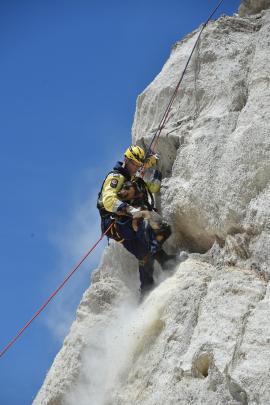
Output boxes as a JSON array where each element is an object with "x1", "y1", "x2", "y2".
[
  {"x1": 102, "y1": 173, "x2": 126, "y2": 213},
  {"x1": 146, "y1": 169, "x2": 162, "y2": 194}
]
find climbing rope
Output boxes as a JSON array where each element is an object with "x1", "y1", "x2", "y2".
[
  {"x1": 0, "y1": 223, "x2": 114, "y2": 358},
  {"x1": 145, "y1": 0, "x2": 225, "y2": 158}
]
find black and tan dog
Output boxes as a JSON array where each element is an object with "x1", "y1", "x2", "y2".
[{"x1": 117, "y1": 179, "x2": 171, "y2": 242}]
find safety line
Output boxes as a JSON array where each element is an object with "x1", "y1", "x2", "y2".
[
  {"x1": 0, "y1": 223, "x2": 114, "y2": 358},
  {"x1": 146, "y1": 0, "x2": 225, "y2": 157}
]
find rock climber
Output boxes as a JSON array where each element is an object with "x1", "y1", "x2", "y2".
[{"x1": 97, "y1": 145, "x2": 176, "y2": 295}]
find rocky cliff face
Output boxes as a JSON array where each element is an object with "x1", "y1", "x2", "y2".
[
  {"x1": 34, "y1": 1, "x2": 270, "y2": 404},
  {"x1": 239, "y1": 0, "x2": 270, "y2": 16},
  {"x1": 133, "y1": 1, "x2": 270, "y2": 280}
]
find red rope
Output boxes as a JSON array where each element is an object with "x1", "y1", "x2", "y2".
[{"x1": 0, "y1": 223, "x2": 114, "y2": 358}]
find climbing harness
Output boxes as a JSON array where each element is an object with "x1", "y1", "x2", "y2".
[{"x1": 1, "y1": 0, "x2": 225, "y2": 359}]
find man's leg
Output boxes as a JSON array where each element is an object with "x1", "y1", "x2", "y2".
[
  {"x1": 122, "y1": 237, "x2": 155, "y2": 292},
  {"x1": 146, "y1": 222, "x2": 182, "y2": 270},
  {"x1": 138, "y1": 253, "x2": 154, "y2": 293},
  {"x1": 116, "y1": 218, "x2": 155, "y2": 293},
  {"x1": 154, "y1": 249, "x2": 179, "y2": 270}
]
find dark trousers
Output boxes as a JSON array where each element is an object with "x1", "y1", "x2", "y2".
[{"x1": 101, "y1": 216, "x2": 154, "y2": 290}]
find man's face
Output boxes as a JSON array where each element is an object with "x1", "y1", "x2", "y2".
[{"x1": 125, "y1": 158, "x2": 142, "y2": 176}]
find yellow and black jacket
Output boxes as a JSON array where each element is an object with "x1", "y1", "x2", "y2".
[{"x1": 97, "y1": 161, "x2": 160, "y2": 218}]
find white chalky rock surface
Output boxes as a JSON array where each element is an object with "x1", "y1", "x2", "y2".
[
  {"x1": 34, "y1": 3, "x2": 270, "y2": 405},
  {"x1": 133, "y1": 4, "x2": 270, "y2": 277},
  {"x1": 239, "y1": 0, "x2": 270, "y2": 16}
]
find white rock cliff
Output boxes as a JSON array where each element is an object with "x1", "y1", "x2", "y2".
[{"x1": 34, "y1": 1, "x2": 270, "y2": 404}]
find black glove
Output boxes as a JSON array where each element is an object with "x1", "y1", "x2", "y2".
[{"x1": 153, "y1": 169, "x2": 162, "y2": 181}]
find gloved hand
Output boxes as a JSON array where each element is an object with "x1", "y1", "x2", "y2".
[
  {"x1": 137, "y1": 210, "x2": 151, "y2": 219},
  {"x1": 153, "y1": 169, "x2": 162, "y2": 181},
  {"x1": 144, "y1": 152, "x2": 160, "y2": 169},
  {"x1": 126, "y1": 206, "x2": 151, "y2": 219}
]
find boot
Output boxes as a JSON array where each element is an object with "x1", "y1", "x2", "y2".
[
  {"x1": 155, "y1": 249, "x2": 188, "y2": 271},
  {"x1": 154, "y1": 249, "x2": 177, "y2": 270}
]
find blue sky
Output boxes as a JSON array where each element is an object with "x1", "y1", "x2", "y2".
[{"x1": 0, "y1": 0, "x2": 238, "y2": 403}]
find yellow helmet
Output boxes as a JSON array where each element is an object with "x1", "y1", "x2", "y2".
[{"x1": 124, "y1": 145, "x2": 145, "y2": 165}]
